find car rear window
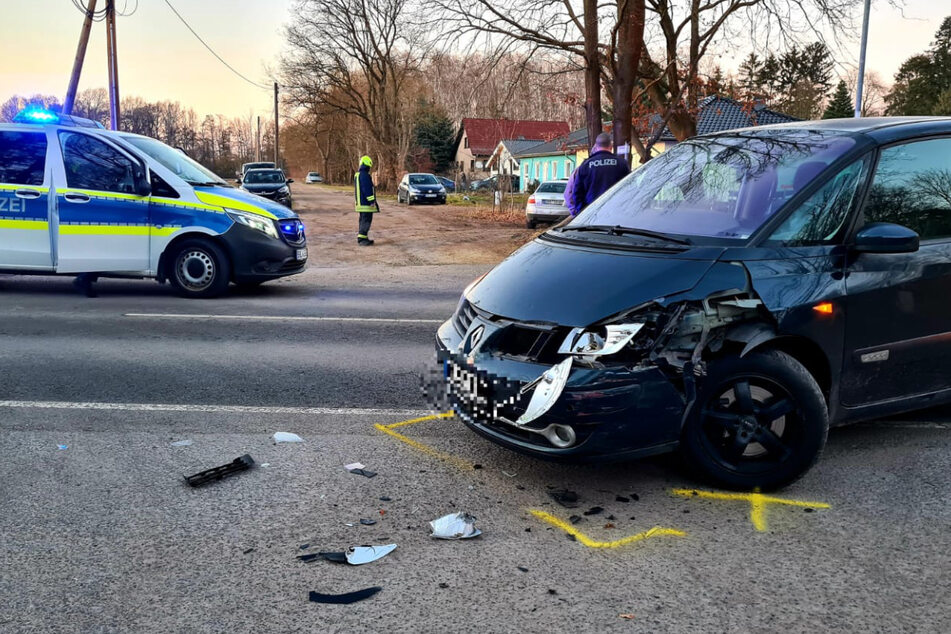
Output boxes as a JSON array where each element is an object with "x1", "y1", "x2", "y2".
[
  {"x1": 536, "y1": 182, "x2": 566, "y2": 194},
  {"x1": 0, "y1": 131, "x2": 47, "y2": 186}
]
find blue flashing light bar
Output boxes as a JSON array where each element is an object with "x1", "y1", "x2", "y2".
[{"x1": 12, "y1": 107, "x2": 104, "y2": 129}]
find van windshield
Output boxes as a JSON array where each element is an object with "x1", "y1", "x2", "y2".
[
  {"x1": 123, "y1": 135, "x2": 227, "y2": 187},
  {"x1": 564, "y1": 130, "x2": 858, "y2": 242}
]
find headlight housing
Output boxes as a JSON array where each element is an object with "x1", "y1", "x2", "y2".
[
  {"x1": 278, "y1": 185, "x2": 290, "y2": 195},
  {"x1": 226, "y1": 209, "x2": 279, "y2": 239},
  {"x1": 558, "y1": 323, "x2": 644, "y2": 357}
]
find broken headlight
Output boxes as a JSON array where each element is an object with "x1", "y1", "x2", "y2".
[{"x1": 557, "y1": 323, "x2": 644, "y2": 357}]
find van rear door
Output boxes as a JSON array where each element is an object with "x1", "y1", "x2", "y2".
[{"x1": 0, "y1": 128, "x2": 53, "y2": 269}]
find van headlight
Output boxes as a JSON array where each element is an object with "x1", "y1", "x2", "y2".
[
  {"x1": 226, "y1": 209, "x2": 279, "y2": 239},
  {"x1": 557, "y1": 323, "x2": 644, "y2": 356}
]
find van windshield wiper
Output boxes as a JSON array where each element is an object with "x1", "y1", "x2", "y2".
[
  {"x1": 557, "y1": 224, "x2": 692, "y2": 245},
  {"x1": 188, "y1": 180, "x2": 228, "y2": 187}
]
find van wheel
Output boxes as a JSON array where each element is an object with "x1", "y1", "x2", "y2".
[
  {"x1": 168, "y1": 239, "x2": 231, "y2": 298},
  {"x1": 680, "y1": 350, "x2": 828, "y2": 491}
]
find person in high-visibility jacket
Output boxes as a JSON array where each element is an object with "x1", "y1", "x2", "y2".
[{"x1": 354, "y1": 155, "x2": 379, "y2": 246}]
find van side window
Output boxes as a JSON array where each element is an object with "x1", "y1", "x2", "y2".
[
  {"x1": 0, "y1": 131, "x2": 47, "y2": 186},
  {"x1": 863, "y1": 138, "x2": 951, "y2": 240},
  {"x1": 149, "y1": 170, "x2": 179, "y2": 198},
  {"x1": 59, "y1": 131, "x2": 137, "y2": 194}
]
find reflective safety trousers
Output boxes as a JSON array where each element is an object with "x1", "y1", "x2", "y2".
[{"x1": 354, "y1": 166, "x2": 377, "y2": 212}]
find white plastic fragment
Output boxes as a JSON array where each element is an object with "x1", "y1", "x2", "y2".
[
  {"x1": 343, "y1": 462, "x2": 365, "y2": 471},
  {"x1": 170, "y1": 439, "x2": 193, "y2": 447},
  {"x1": 429, "y1": 512, "x2": 481, "y2": 540},
  {"x1": 273, "y1": 432, "x2": 304, "y2": 443},
  {"x1": 345, "y1": 543, "x2": 397, "y2": 565}
]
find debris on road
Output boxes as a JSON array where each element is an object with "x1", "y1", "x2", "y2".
[
  {"x1": 616, "y1": 495, "x2": 629, "y2": 503},
  {"x1": 297, "y1": 553, "x2": 322, "y2": 563},
  {"x1": 360, "y1": 519, "x2": 377, "y2": 526},
  {"x1": 501, "y1": 471, "x2": 517, "y2": 478},
  {"x1": 379, "y1": 496, "x2": 392, "y2": 501},
  {"x1": 517, "y1": 566, "x2": 529, "y2": 573},
  {"x1": 344, "y1": 462, "x2": 378, "y2": 478},
  {"x1": 318, "y1": 552, "x2": 348, "y2": 563},
  {"x1": 170, "y1": 439, "x2": 193, "y2": 447},
  {"x1": 548, "y1": 488, "x2": 579, "y2": 508},
  {"x1": 346, "y1": 544, "x2": 397, "y2": 565},
  {"x1": 308, "y1": 587, "x2": 382, "y2": 605},
  {"x1": 57, "y1": 444, "x2": 68, "y2": 450},
  {"x1": 583, "y1": 506, "x2": 604, "y2": 516},
  {"x1": 619, "y1": 613, "x2": 635, "y2": 620},
  {"x1": 430, "y1": 512, "x2": 481, "y2": 540},
  {"x1": 273, "y1": 432, "x2": 304, "y2": 443},
  {"x1": 184, "y1": 454, "x2": 254, "y2": 487},
  {"x1": 569, "y1": 515, "x2": 582, "y2": 525}
]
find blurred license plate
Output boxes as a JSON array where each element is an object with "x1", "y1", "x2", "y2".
[
  {"x1": 296, "y1": 248, "x2": 308, "y2": 260},
  {"x1": 426, "y1": 193, "x2": 437, "y2": 197}
]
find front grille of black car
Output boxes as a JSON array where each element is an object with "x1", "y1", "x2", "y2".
[
  {"x1": 492, "y1": 324, "x2": 566, "y2": 364},
  {"x1": 453, "y1": 299, "x2": 478, "y2": 335},
  {"x1": 278, "y1": 218, "x2": 306, "y2": 246}
]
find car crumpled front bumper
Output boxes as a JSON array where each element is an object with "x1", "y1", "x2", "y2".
[{"x1": 434, "y1": 318, "x2": 686, "y2": 461}]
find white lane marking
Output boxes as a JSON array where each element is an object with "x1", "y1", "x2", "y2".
[
  {"x1": 861, "y1": 421, "x2": 950, "y2": 429},
  {"x1": 0, "y1": 400, "x2": 427, "y2": 418},
  {"x1": 124, "y1": 313, "x2": 443, "y2": 324}
]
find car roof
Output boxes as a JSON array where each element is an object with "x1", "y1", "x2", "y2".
[{"x1": 703, "y1": 116, "x2": 951, "y2": 145}]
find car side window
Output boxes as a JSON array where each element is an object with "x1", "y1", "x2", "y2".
[
  {"x1": 59, "y1": 131, "x2": 137, "y2": 194},
  {"x1": 0, "y1": 131, "x2": 47, "y2": 186},
  {"x1": 862, "y1": 138, "x2": 951, "y2": 241},
  {"x1": 767, "y1": 157, "x2": 870, "y2": 246}
]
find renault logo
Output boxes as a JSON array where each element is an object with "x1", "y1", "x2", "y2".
[{"x1": 468, "y1": 325, "x2": 484, "y2": 349}]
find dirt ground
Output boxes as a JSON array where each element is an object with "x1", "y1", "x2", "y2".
[{"x1": 292, "y1": 183, "x2": 536, "y2": 267}]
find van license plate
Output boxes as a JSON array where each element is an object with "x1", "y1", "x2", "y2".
[{"x1": 296, "y1": 248, "x2": 308, "y2": 260}]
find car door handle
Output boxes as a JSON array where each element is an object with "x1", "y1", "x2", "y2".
[
  {"x1": 63, "y1": 193, "x2": 90, "y2": 204},
  {"x1": 14, "y1": 189, "x2": 42, "y2": 200}
]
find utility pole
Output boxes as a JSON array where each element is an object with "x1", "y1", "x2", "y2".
[
  {"x1": 256, "y1": 116, "x2": 261, "y2": 162},
  {"x1": 854, "y1": 0, "x2": 871, "y2": 118},
  {"x1": 105, "y1": 0, "x2": 120, "y2": 130},
  {"x1": 64, "y1": 0, "x2": 98, "y2": 115},
  {"x1": 273, "y1": 82, "x2": 280, "y2": 167}
]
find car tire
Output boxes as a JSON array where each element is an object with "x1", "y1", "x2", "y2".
[
  {"x1": 168, "y1": 239, "x2": 231, "y2": 299},
  {"x1": 526, "y1": 219, "x2": 537, "y2": 229},
  {"x1": 679, "y1": 349, "x2": 828, "y2": 491}
]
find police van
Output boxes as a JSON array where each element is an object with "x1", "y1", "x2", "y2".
[{"x1": 0, "y1": 107, "x2": 307, "y2": 298}]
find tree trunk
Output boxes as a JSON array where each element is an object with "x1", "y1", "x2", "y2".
[
  {"x1": 583, "y1": 0, "x2": 601, "y2": 147},
  {"x1": 612, "y1": 0, "x2": 645, "y2": 166}
]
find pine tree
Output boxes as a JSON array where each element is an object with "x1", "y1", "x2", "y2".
[
  {"x1": 823, "y1": 81, "x2": 854, "y2": 119},
  {"x1": 886, "y1": 16, "x2": 951, "y2": 115},
  {"x1": 738, "y1": 53, "x2": 763, "y2": 95}
]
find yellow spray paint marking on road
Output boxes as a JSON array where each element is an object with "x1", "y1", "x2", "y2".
[
  {"x1": 671, "y1": 489, "x2": 830, "y2": 532},
  {"x1": 529, "y1": 510, "x2": 686, "y2": 549},
  {"x1": 373, "y1": 412, "x2": 474, "y2": 471}
]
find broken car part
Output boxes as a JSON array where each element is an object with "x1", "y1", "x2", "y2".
[
  {"x1": 548, "y1": 489, "x2": 579, "y2": 508},
  {"x1": 346, "y1": 544, "x2": 397, "y2": 565},
  {"x1": 184, "y1": 454, "x2": 254, "y2": 487},
  {"x1": 308, "y1": 587, "x2": 382, "y2": 605},
  {"x1": 429, "y1": 512, "x2": 481, "y2": 540},
  {"x1": 344, "y1": 462, "x2": 378, "y2": 478},
  {"x1": 273, "y1": 432, "x2": 303, "y2": 443}
]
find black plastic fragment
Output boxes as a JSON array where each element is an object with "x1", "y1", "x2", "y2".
[
  {"x1": 616, "y1": 496, "x2": 630, "y2": 503},
  {"x1": 569, "y1": 515, "x2": 582, "y2": 524},
  {"x1": 583, "y1": 506, "x2": 604, "y2": 516},
  {"x1": 517, "y1": 566, "x2": 529, "y2": 572},
  {"x1": 548, "y1": 489, "x2": 579, "y2": 508},
  {"x1": 349, "y1": 468, "x2": 377, "y2": 478},
  {"x1": 631, "y1": 493, "x2": 640, "y2": 501},
  {"x1": 297, "y1": 553, "x2": 322, "y2": 563},
  {"x1": 184, "y1": 454, "x2": 254, "y2": 487},
  {"x1": 379, "y1": 496, "x2": 392, "y2": 502},
  {"x1": 309, "y1": 587, "x2": 381, "y2": 604},
  {"x1": 360, "y1": 519, "x2": 377, "y2": 526},
  {"x1": 318, "y1": 551, "x2": 347, "y2": 563}
]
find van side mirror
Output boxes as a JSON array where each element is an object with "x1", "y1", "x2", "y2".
[
  {"x1": 133, "y1": 166, "x2": 151, "y2": 197},
  {"x1": 853, "y1": 222, "x2": 919, "y2": 254}
]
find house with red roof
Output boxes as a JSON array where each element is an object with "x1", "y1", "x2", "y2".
[{"x1": 454, "y1": 118, "x2": 570, "y2": 181}]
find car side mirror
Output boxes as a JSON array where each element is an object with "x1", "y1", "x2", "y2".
[
  {"x1": 853, "y1": 222, "x2": 919, "y2": 254},
  {"x1": 235, "y1": 178, "x2": 241, "y2": 185},
  {"x1": 286, "y1": 179, "x2": 294, "y2": 184}
]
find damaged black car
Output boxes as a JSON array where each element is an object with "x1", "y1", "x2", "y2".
[{"x1": 436, "y1": 118, "x2": 951, "y2": 490}]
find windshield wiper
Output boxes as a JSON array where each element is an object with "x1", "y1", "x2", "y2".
[
  {"x1": 187, "y1": 180, "x2": 226, "y2": 187},
  {"x1": 557, "y1": 224, "x2": 692, "y2": 245}
]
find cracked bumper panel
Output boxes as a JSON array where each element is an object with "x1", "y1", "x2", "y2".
[
  {"x1": 220, "y1": 223, "x2": 307, "y2": 283},
  {"x1": 435, "y1": 319, "x2": 685, "y2": 461}
]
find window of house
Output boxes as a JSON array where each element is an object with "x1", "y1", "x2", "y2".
[
  {"x1": 861, "y1": 138, "x2": 951, "y2": 241},
  {"x1": 469, "y1": 160, "x2": 474, "y2": 171},
  {"x1": 551, "y1": 160, "x2": 558, "y2": 179},
  {"x1": 464, "y1": 137, "x2": 469, "y2": 149}
]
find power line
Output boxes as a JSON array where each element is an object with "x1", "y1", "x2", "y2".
[
  {"x1": 161, "y1": 0, "x2": 270, "y2": 90},
  {"x1": 71, "y1": 0, "x2": 107, "y2": 21}
]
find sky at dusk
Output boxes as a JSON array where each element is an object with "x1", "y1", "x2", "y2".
[{"x1": 0, "y1": 0, "x2": 947, "y2": 119}]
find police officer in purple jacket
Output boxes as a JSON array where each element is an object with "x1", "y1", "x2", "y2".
[{"x1": 567, "y1": 133, "x2": 630, "y2": 216}]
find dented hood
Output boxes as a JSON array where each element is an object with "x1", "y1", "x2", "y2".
[{"x1": 467, "y1": 238, "x2": 723, "y2": 327}]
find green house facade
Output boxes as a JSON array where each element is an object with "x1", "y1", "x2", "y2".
[{"x1": 513, "y1": 128, "x2": 589, "y2": 192}]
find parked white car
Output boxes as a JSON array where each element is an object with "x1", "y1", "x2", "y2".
[
  {"x1": 305, "y1": 172, "x2": 323, "y2": 184},
  {"x1": 526, "y1": 180, "x2": 569, "y2": 228}
]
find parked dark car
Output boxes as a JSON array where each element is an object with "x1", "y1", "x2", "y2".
[
  {"x1": 436, "y1": 117, "x2": 951, "y2": 490},
  {"x1": 436, "y1": 176, "x2": 456, "y2": 193},
  {"x1": 238, "y1": 168, "x2": 293, "y2": 209},
  {"x1": 398, "y1": 173, "x2": 447, "y2": 205},
  {"x1": 470, "y1": 174, "x2": 520, "y2": 192}
]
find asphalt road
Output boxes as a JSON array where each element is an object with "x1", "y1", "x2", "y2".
[{"x1": 0, "y1": 195, "x2": 949, "y2": 632}]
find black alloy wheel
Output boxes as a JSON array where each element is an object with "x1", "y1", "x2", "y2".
[{"x1": 680, "y1": 349, "x2": 828, "y2": 490}]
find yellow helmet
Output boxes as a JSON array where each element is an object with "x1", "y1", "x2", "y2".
[{"x1": 360, "y1": 155, "x2": 373, "y2": 168}]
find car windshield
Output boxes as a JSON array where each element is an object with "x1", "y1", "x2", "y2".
[
  {"x1": 308, "y1": 172, "x2": 319, "y2": 177},
  {"x1": 566, "y1": 130, "x2": 857, "y2": 242},
  {"x1": 244, "y1": 170, "x2": 286, "y2": 184},
  {"x1": 409, "y1": 174, "x2": 438, "y2": 185},
  {"x1": 537, "y1": 182, "x2": 567, "y2": 194},
  {"x1": 123, "y1": 135, "x2": 227, "y2": 186}
]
